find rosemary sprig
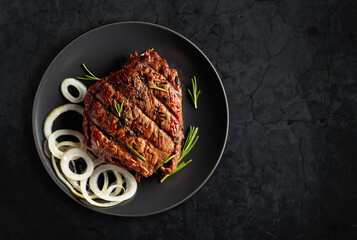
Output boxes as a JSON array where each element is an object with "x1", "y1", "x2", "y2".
[
  {"x1": 159, "y1": 153, "x2": 177, "y2": 167},
  {"x1": 114, "y1": 99, "x2": 125, "y2": 117},
  {"x1": 150, "y1": 86, "x2": 168, "y2": 92},
  {"x1": 126, "y1": 144, "x2": 146, "y2": 161},
  {"x1": 160, "y1": 126, "x2": 199, "y2": 183},
  {"x1": 188, "y1": 76, "x2": 201, "y2": 109},
  {"x1": 179, "y1": 126, "x2": 199, "y2": 161},
  {"x1": 76, "y1": 63, "x2": 100, "y2": 81},
  {"x1": 160, "y1": 160, "x2": 192, "y2": 183}
]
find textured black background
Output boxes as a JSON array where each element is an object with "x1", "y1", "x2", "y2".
[{"x1": 1, "y1": 0, "x2": 357, "y2": 239}]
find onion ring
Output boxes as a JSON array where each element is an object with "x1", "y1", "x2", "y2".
[
  {"x1": 51, "y1": 153, "x2": 96, "y2": 199},
  {"x1": 48, "y1": 129, "x2": 84, "y2": 159},
  {"x1": 60, "y1": 78, "x2": 87, "y2": 103},
  {"x1": 80, "y1": 178, "x2": 124, "y2": 207},
  {"x1": 89, "y1": 164, "x2": 137, "y2": 202},
  {"x1": 43, "y1": 140, "x2": 51, "y2": 159},
  {"x1": 68, "y1": 158, "x2": 108, "y2": 193},
  {"x1": 108, "y1": 171, "x2": 123, "y2": 196},
  {"x1": 43, "y1": 103, "x2": 83, "y2": 139},
  {"x1": 51, "y1": 154, "x2": 85, "y2": 198},
  {"x1": 60, "y1": 148, "x2": 94, "y2": 181},
  {"x1": 104, "y1": 184, "x2": 124, "y2": 196}
]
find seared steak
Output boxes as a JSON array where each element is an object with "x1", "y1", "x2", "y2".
[{"x1": 83, "y1": 49, "x2": 184, "y2": 180}]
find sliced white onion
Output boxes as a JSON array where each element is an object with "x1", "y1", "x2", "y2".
[
  {"x1": 56, "y1": 140, "x2": 81, "y2": 148},
  {"x1": 67, "y1": 158, "x2": 107, "y2": 193},
  {"x1": 89, "y1": 164, "x2": 137, "y2": 202},
  {"x1": 43, "y1": 140, "x2": 51, "y2": 159},
  {"x1": 80, "y1": 178, "x2": 124, "y2": 207},
  {"x1": 43, "y1": 103, "x2": 83, "y2": 139},
  {"x1": 51, "y1": 154, "x2": 86, "y2": 199},
  {"x1": 51, "y1": 144, "x2": 136, "y2": 206},
  {"x1": 61, "y1": 78, "x2": 87, "y2": 103},
  {"x1": 66, "y1": 178, "x2": 99, "y2": 199},
  {"x1": 73, "y1": 168, "x2": 123, "y2": 195},
  {"x1": 48, "y1": 129, "x2": 84, "y2": 159},
  {"x1": 104, "y1": 184, "x2": 124, "y2": 196},
  {"x1": 68, "y1": 178, "x2": 81, "y2": 191},
  {"x1": 56, "y1": 141, "x2": 93, "y2": 193},
  {"x1": 55, "y1": 142, "x2": 84, "y2": 192},
  {"x1": 108, "y1": 171, "x2": 123, "y2": 196},
  {"x1": 70, "y1": 170, "x2": 109, "y2": 193},
  {"x1": 60, "y1": 148, "x2": 94, "y2": 181},
  {"x1": 101, "y1": 171, "x2": 110, "y2": 192}
]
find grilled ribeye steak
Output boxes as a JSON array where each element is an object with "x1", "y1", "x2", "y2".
[{"x1": 83, "y1": 49, "x2": 184, "y2": 181}]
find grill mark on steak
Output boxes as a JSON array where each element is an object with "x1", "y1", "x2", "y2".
[
  {"x1": 126, "y1": 50, "x2": 181, "y2": 93},
  {"x1": 87, "y1": 93, "x2": 173, "y2": 163},
  {"x1": 83, "y1": 117, "x2": 172, "y2": 179},
  {"x1": 124, "y1": 51, "x2": 183, "y2": 124},
  {"x1": 86, "y1": 115, "x2": 167, "y2": 177},
  {"x1": 104, "y1": 70, "x2": 183, "y2": 140},
  {"x1": 85, "y1": 113, "x2": 140, "y2": 163},
  {"x1": 88, "y1": 80, "x2": 177, "y2": 153},
  {"x1": 85, "y1": 94, "x2": 171, "y2": 165},
  {"x1": 86, "y1": 121, "x2": 153, "y2": 177},
  {"x1": 122, "y1": 69, "x2": 181, "y2": 126},
  {"x1": 125, "y1": 55, "x2": 181, "y2": 96},
  {"x1": 127, "y1": 63, "x2": 183, "y2": 124}
]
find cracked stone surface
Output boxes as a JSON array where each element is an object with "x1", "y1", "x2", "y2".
[{"x1": 1, "y1": 0, "x2": 357, "y2": 239}]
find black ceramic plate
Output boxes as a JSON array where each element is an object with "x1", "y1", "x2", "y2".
[{"x1": 32, "y1": 22, "x2": 229, "y2": 216}]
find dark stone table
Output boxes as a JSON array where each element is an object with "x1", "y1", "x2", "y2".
[{"x1": 1, "y1": 0, "x2": 357, "y2": 239}]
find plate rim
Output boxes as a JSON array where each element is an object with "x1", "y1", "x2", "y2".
[{"x1": 32, "y1": 21, "x2": 230, "y2": 217}]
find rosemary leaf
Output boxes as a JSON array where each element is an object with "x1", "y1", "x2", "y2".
[
  {"x1": 159, "y1": 153, "x2": 177, "y2": 167},
  {"x1": 160, "y1": 160, "x2": 192, "y2": 183},
  {"x1": 150, "y1": 86, "x2": 168, "y2": 92},
  {"x1": 160, "y1": 174, "x2": 169, "y2": 183},
  {"x1": 76, "y1": 63, "x2": 100, "y2": 81},
  {"x1": 188, "y1": 76, "x2": 200, "y2": 109},
  {"x1": 82, "y1": 63, "x2": 100, "y2": 79},
  {"x1": 174, "y1": 160, "x2": 192, "y2": 174},
  {"x1": 180, "y1": 136, "x2": 199, "y2": 161},
  {"x1": 126, "y1": 144, "x2": 146, "y2": 161},
  {"x1": 160, "y1": 126, "x2": 198, "y2": 183},
  {"x1": 119, "y1": 99, "x2": 125, "y2": 115},
  {"x1": 179, "y1": 126, "x2": 199, "y2": 161},
  {"x1": 114, "y1": 99, "x2": 125, "y2": 117}
]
